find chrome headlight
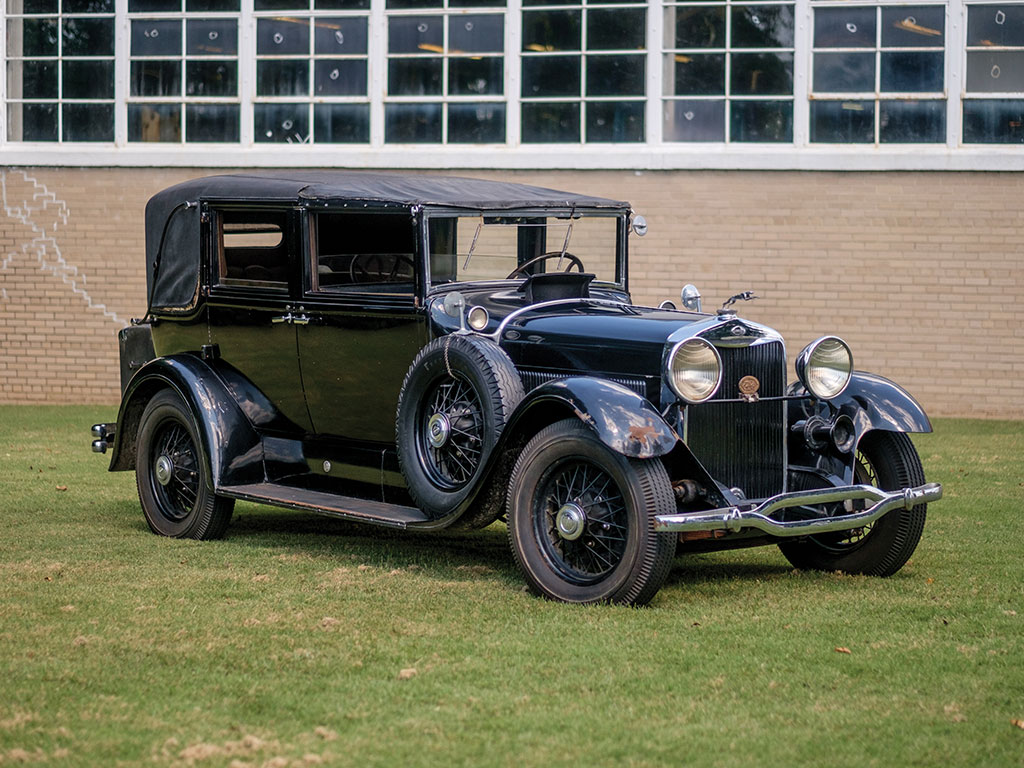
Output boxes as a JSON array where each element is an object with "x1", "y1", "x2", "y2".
[
  {"x1": 667, "y1": 338, "x2": 722, "y2": 403},
  {"x1": 796, "y1": 337, "x2": 853, "y2": 400}
]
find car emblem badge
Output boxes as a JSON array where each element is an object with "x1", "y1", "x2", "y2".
[
  {"x1": 738, "y1": 375, "x2": 760, "y2": 403},
  {"x1": 731, "y1": 325, "x2": 746, "y2": 336}
]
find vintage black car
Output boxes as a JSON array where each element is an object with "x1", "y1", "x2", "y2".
[{"x1": 92, "y1": 172, "x2": 942, "y2": 606}]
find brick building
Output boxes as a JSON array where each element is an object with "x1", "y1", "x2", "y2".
[{"x1": 1, "y1": 0, "x2": 1023, "y2": 417}]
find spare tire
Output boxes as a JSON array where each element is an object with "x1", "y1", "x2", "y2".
[{"x1": 396, "y1": 334, "x2": 524, "y2": 519}]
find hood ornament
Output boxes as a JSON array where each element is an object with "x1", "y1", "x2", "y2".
[{"x1": 721, "y1": 291, "x2": 758, "y2": 310}]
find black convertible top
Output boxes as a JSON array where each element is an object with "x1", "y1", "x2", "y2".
[{"x1": 145, "y1": 172, "x2": 629, "y2": 313}]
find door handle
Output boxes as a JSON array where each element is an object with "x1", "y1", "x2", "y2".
[
  {"x1": 271, "y1": 313, "x2": 294, "y2": 324},
  {"x1": 291, "y1": 314, "x2": 311, "y2": 325}
]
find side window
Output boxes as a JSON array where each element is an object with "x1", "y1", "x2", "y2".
[
  {"x1": 312, "y1": 212, "x2": 416, "y2": 294},
  {"x1": 215, "y1": 209, "x2": 290, "y2": 288}
]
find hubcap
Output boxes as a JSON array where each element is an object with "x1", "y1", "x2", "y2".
[
  {"x1": 427, "y1": 412, "x2": 451, "y2": 448},
  {"x1": 154, "y1": 455, "x2": 174, "y2": 486},
  {"x1": 555, "y1": 503, "x2": 586, "y2": 541}
]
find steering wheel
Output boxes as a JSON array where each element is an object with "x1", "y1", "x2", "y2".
[
  {"x1": 349, "y1": 253, "x2": 415, "y2": 284},
  {"x1": 506, "y1": 251, "x2": 585, "y2": 280}
]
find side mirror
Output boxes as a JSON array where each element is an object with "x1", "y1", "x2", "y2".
[
  {"x1": 631, "y1": 214, "x2": 648, "y2": 237},
  {"x1": 681, "y1": 284, "x2": 702, "y2": 312}
]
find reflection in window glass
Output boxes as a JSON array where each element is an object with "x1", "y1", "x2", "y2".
[
  {"x1": 964, "y1": 5, "x2": 1024, "y2": 143},
  {"x1": 663, "y1": 99, "x2": 725, "y2": 141},
  {"x1": 186, "y1": 103, "x2": 240, "y2": 141},
  {"x1": 879, "y1": 99, "x2": 945, "y2": 142},
  {"x1": 314, "y1": 103, "x2": 370, "y2": 142},
  {"x1": 810, "y1": 100, "x2": 874, "y2": 143},
  {"x1": 963, "y1": 99, "x2": 1024, "y2": 143}
]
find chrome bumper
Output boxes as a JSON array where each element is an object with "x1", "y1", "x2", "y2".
[{"x1": 654, "y1": 482, "x2": 943, "y2": 537}]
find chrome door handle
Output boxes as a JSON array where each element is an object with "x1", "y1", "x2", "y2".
[
  {"x1": 271, "y1": 313, "x2": 294, "y2": 324},
  {"x1": 291, "y1": 314, "x2": 311, "y2": 325}
]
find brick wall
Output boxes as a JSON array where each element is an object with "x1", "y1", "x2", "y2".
[{"x1": 1, "y1": 166, "x2": 1020, "y2": 418}]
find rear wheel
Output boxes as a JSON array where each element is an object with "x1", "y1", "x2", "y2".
[{"x1": 779, "y1": 431, "x2": 927, "y2": 576}]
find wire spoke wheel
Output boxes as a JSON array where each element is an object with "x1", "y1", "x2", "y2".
[
  {"x1": 420, "y1": 373, "x2": 485, "y2": 489},
  {"x1": 810, "y1": 448, "x2": 879, "y2": 553},
  {"x1": 149, "y1": 422, "x2": 201, "y2": 522}
]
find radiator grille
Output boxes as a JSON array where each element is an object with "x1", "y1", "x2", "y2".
[
  {"x1": 518, "y1": 369, "x2": 650, "y2": 401},
  {"x1": 685, "y1": 341, "x2": 787, "y2": 500}
]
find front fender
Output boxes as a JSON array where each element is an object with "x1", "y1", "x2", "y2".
[{"x1": 108, "y1": 355, "x2": 263, "y2": 489}]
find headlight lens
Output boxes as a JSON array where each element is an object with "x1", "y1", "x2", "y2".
[
  {"x1": 797, "y1": 337, "x2": 853, "y2": 400},
  {"x1": 667, "y1": 338, "x2": 722, "y2": 403}
]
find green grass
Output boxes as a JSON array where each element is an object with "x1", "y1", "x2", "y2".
[{"x1": 1, "y1": 408, "x2": 1022, "y2": 767}]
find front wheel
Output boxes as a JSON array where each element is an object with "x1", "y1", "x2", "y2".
[
  {"x1": 779, "y1": 431, "x2": 927, "y2": 576},
  {"x1": 507, "y1": 419, "x2": 676, "y2": 605}
]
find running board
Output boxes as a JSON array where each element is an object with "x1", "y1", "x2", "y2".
[{"x1": 218, "y1": 483, "x2": 431, "y2": 529}]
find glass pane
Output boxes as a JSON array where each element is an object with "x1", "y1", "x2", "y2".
[
  {"x1": 187, "y1": 19, "x2": 238, "y2": 56},
  {"x1": 314, "y1": 59, "x2": 367, "y2": 95},
  {"x1": 814, "y1": 7, "x2": 876, "y2": 48},
  {"x1": 129, "y1": 0, "x2": 178, "y2": 9},
  {"x1": 257, "y1": 17, "x2": 309, "y2": 55},
  {"x1": 670, "y1": 6, "x2": 725, "y2": 49},
  {"x1": 448, "y1": 103, "x2": 505, "y2": 142},
  {"x1": 967, "y1": 51, "x2": 1024, "y2": 93},
  {"x1": 185, "y1": 103, "x2": 239, "y2": 141},
  {"x1": 387, "y1": 0, "x2": 442, "y2": 7},
  {"x1": 962, "y1": 99, "x2": 1024, "y2": 143},
  {"x1": 881, "y1": 6, "x2": 944, "y2": 47},
  {"x1": 586, "y1": 54, "x2": 644, "y2": 97},
  {"x1": 187, "y1": 0, "x2": 240, "y2": 9},
  {"x1": 521, "y1": 101, "x2": 579, "y2": 142},
  {"x1": 62, "y1": 17, "x2": 114, "y2": 56},
  {"x1": 131, "y1": 19, "x2": 182, "y2": 56},
  {"x1": 880, "y1": 51, "x2": 943, "y2": 92},
  {"x1": 586, "y1": 101, "x2": 643, "y2": 142},
  {"x1": 128, "y1": 103, "x2": 181, "y2": 142},
  {"x1": 131, "y1": 59, "x2": 181, "y2": 96},
  {"x1": 732, "y1": 5, "x2": 795, "y2": 48},
  {"x1": 809, "y1": 100, "x2": 873, "y2": 143},
  {"x1": 666, "y1": 53, "x2": 724, "y2": 95},
  {"x1": 64, "y1": 0, "x2": 113, "y2": 11},
  {"x1": 967, "y1": 5, "x2": 1024, "y2": 47},
  {"x1": 813, "y1": 52, "x2": 875, "y2": 93},
  {"x1": 587, "y1": 8, "x2": 645, "y2": 51},
  {"x1": 257, "y1": 60, "x2": 309, "y2": 95},
  {"x1": 315, "y1": 0, "x2": 369, "y2": 7},
  {"x1": 449, "y1": 14, "x2": 503, "y2": 53},
  {"x1": 523, "y1": 0, "x2": 572, "y2": 5},
  {"x1": 879, "y1": 99, "x2": 944, "y2": 143},
  {"x1": 730, "y1": 99, "x2": 792, "y2": 142},
  {"x1": 16, "y1": 19, "x2": 59, "y2": 57},
  {"x1": 522, "y1": 55, "x2": 580, "y2": 97},
  {"x1": 448, "y1": 57, "x2": 503, "y2": 95},
  {"x1": 23, "y1": 0, "x2": 59, "y2": 12},
  {"x1": 63, "y1": 59, "x2": 113, "y2": 98},
  {"x1": 731, "y1": 52, "x2": 792, "y2": 95},
  {"x1": 449, "y1": 0, "x2": 504, "y2": 6},
  {"x1": 388, "y1": 57, "x2": 442, "y2": 95},
  {"x1": 254, "y1": 0, "x2": 307, "y2": 8},
  {"x1": 8, "y1": 60, "x2": 58, "y2": 99},
  {"x1": 62, "y1": 102, "x2": 113, "y2": 141},
  {"x1": 186, "y1": 60, "x2": 236, "y2": 96},
  {"x1": 663, "y1": 99, "x2": 725, "y2": 141},
  {"x1": 255, "y1": 103, "x2": 310, "y2": 142},
  {"x1": 314, "y1": 17, "x2": 367, "y2": 54},
  {"x1": 522, "y1": 10, "x2": 581, "y2": 52},
  {"x1": 7, "y1": 102, "x2": 58, "y2": 141},
  {"x1": 385, "y1": 103, "x2": 442, "y2": 142},
  {"x1": 389, "y1": 16, "x2": 443, "y2": 54},
  {"x1": 314, "y1": 103, "x2": 370, "y2": 142}
]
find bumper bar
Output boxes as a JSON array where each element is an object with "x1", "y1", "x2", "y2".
[{"x1": 654, "y1": 482, "x2": 942, "y2": 537}]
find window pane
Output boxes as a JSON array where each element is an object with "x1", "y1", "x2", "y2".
[
  {"x1": 522, "y1": 10, "x2": 581, "y2": 52},
  {"x1": 663, "y1": 99, "x2": 725, "y2": 141},
  {"x1": 65, "y1": 0, "x2": 113, "y2": 12},
  {"x1": 187, "y1": 19, "x2": 238, "y2": 56},
  {"x1": 521, "y1": 101, "x2": 579, "y2": 142},
  {"x1": 448, "y1": 103, "x2": 505, "y2": 142},
  {"x1": 963, "y1": 99, "x2": 1024, "y2": 143},
  {"x1": 967, "y1": 5, "x2": 1024, "y2": 47},
  {"x1": 809, "y1": 100, "x2": 873, "y2": 143},
  {"x1": 879, "y1": 99, "x2": 944, "y2": 142},
  {"x1": 314, "y1": 103, "x2": 370, "y2": 142},
  {"x1": 314, "y1": 59, "x2": 367, "y2": 95},
  {"x1": 966, "y1": 51, "x2": 1024, "y2": 93},
  {"x1": 586, "y1": 101, "x2": 643, "y2": 142},
  {"x1": 316, "y1": 0, "x2": 370, "y2": 8},
  {"x1": 388, "y1": 57, "x2": 442, "y2": 95},
  {"x1": 63, "y1": 59, "x2": 114, "y2": 98},
  {"x1": 880, "y1": 51, "x2": 943, "y2": 92},
  {"x1": 586, "y1": 54, "x2": 644, "y2": 97},
  {"x1": 128, "y1": 103, "x2": 181, "y2": 141},
  {"x1": 62, "y1": 102, "x2": 113, "y2": 141},
  {"x1": 730, "y1": 100, "x2": 792, "y2": 142},
  {"x1": 17, "y1": 19, "x2": 59, "y2": 57},
  {"x1": 449, "y1": 0, "x2": 504, "y2": 6},
  {"x1": 449, "y1": 14, "x2": 503, "y2": 53},
  {"x1": 131, "y1": 60, "x2": 181, "y2": 96},
  {"x1": 186, "y1": 103, "x2": 239, "y2": 141},
  {"x1": 255, "y1": 103, "x2": 310, "y2": 142},
  {"x1": 186, "y1": 60, "x2": 236, "y2": 96},
  {"x1": 255, "y1": 0, "x2": 306, "y2": 8},
  {"x1": 732, "y1": 5, "x2": 794, "y2": 48},
  {"x1": 257, "y1": 17, "x2": 309, "y2": 55},
  {"x1": 671, "y1": 6, "x2": 725, "y2": 49},
  {"x1": 881, "y1": 6, "x2": 944, "y2": 47},
  {"x1": 131, "y1": 19, "x2": 181, "y2": 56},
  {"x1": 23, "y1": 0, "x2": 59, "y2": 12},
  {"x1": 7, "y1": 102, "x2": 58, "y2": 141},
  {"x1": 62, "y1": 17, "x2": 114, "y2": 56},
  {"x1": 522, "y1": 55, "x2": 579, "y2": 97},
  {"x1": 389, "y1": 16, "x2": 442, "y2": 54},
  {"x1": 129, "y1": 0, "x2": 178, "y2": 9},
  {"x1": 188, "y1": 0, "x2": 240, "y2": 9},
  {"x1": 814, "y1": 7, "x2": 875, "y2": 48},
  {"x1": 387, "y1": 0, "x2": 442, "y2": 7},
  {"x1": 9, "y1": 60, "x2": 58, "y2": 99},
  {"x1": 448, "y1": 57, "x2": 503, "y2": 96},
  {"x1": 813, "y1": 52, "x2": 874, "y2": 93},
  {"x1": 385, "y1": 103, "x2": 442, "y2": 142},
  {"x1": 257, "y1": 60, "x2": 309, "y2": 95},
  {"x1": 314, "y1": 17, "x2": 367, "y2": 54},
  {"x1": 587, "y1": 8, "x2": 645, "y2": 51},
  {"x1": 667, "y1": 53, "x2": 725, "y2": 96},
  {"x1": 731, "y1": 52, "x2": 792, "y2": 95}
]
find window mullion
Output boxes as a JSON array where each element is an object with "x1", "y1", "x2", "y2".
[
  {"x1": 947, "y1": 0, "x2": 964, "y2": 147},
  {"x1": 646, "y1": 0, "x2": 661, "y2": 145},
  {"x1": 793, "y1": 0, "x2": 811, "y2": 146},
  {"x1": 507, "y1": 0, "x2": 521, "y2": 146},
  {"x1": 115, "y1": 0, "x2": 129, "y2": 147},
  {"x1": 240, "y1": 0, "x2": 256, "y2": 147},
  {"x1": 370, "y1": 0, "x2": 386, "y2": 146}
]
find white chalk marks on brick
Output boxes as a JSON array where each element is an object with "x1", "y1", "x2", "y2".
[{"x1": 1, "y1": 169, "x2": 125, "y2": 325}]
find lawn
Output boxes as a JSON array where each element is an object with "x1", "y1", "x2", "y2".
[{"x1": 1, "y1": 407, "x2": 1021, "y2": 767}]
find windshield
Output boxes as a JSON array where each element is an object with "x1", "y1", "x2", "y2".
[{"x1": 427, "y1": 214, "x2": 621, "y2": 287}]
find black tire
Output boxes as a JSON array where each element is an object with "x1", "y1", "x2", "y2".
[
  {"x1": 135, "y1": 389, "x2": 234, "y2": 539},
  {"x1": 507, "y1": 419, "x2": 677, "y2": 606},
  {"x1": 779, "y1": 431, "x2": 927, "y2": 576},
  {"x1": 396, "y1": 334, "x2": 524, "y2": 518}
]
